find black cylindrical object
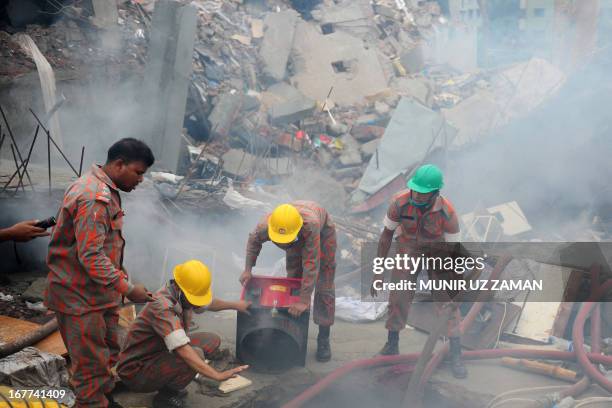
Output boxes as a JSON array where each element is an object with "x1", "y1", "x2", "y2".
[{"x1": 236, "y1": 307, "x2": 309, "y2": 373}]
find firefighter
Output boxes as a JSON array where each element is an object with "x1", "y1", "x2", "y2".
[
  {"x1": 240, "y1": 201, "x2": 337, "y2": 362},
  {"x1": 117, "y1": 260, "x2": 249, "y2": 408},
  {"x1": 44, "y1": 138, "x2": 156, "y2": 408},
  {"x1": 370, "y1": 164, "x2": 467, "y2": 379}
]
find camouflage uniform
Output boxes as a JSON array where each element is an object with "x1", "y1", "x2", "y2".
[
  {"x1": 45, "y1": 165, "x2": 132, "y2": 408},
  {"x1": 117, "y1": 284, "x2": 221, "y2": 392},
  {"x1": 246, "y1": 201, "x2": 336, "y2": 326},
  {"x1": 382, "y1": 190, "x2": 461, "y2": 335}
]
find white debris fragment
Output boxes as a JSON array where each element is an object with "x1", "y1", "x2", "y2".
[
  {"x1": 0, "y1": 293, "x2": 14, "y2": 301},
  {"x1": 26, "y1": 301, "x2": 48, "y2": 312}
]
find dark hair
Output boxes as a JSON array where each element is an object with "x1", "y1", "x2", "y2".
[{"x1": 106, "y1": 138, "x2": 155, "y2": 167}]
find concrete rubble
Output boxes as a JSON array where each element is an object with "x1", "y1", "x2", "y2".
[{"x1": 2, "y1": 1, "x2": 608, "y2": 407}]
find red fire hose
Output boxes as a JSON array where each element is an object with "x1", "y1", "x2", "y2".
[
  {"x1": 572, "y1": 279, "x2": 612, "y2": 393},
  {"x1": 283, "y1": 259, "x2": 612, "y2": 408},
  {"x1": 282, "y1": 350, "x2": 612, "y2": 408}
]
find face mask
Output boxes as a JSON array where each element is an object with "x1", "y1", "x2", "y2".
[{"x1": 409, "y1": 191, "x2": 439, "y2": 208}]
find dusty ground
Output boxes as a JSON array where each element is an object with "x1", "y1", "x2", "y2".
[{"x1": 113, "y1": 310, "x2": 610, "y2": 408}]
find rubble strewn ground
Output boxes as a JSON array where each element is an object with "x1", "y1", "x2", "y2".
[{"x1": 1, "y1": 0, "x2": 612, "y2": 407}]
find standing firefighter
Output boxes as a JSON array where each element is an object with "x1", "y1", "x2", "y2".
[
  {"x1": 240, "y1": 201, "x2": 336, "y2": 362},
  {"x1": 371, "y1": 164, "x2": 467, "y2": 379},
  {"x1": 117, "y1": 260, "x2": 249, "y2": 408},
  {"x1": 45, "y1": 138, "x2": 156, "y2": 408}
]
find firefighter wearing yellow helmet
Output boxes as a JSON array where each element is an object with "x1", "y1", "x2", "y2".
[
  {"x1": 240, "y1": 201, "x2": 337, "y2": 362},
  {"x1": 117, "y1": 260, "x2": 250, "y2": 408}
]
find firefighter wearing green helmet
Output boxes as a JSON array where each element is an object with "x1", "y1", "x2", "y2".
[{"x1": 370, "y1": 164, "x2": 467, "y2": 379}]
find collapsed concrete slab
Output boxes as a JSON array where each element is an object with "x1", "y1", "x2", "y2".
[
  {"x1": 259, "y1": 10, "x2": 299, "y2": 83},
  {"x1": 442, "y1": 90, "x2": 499, "y2": 147},
  {"x1": 291, "y1": 19, "x2": 388, "y2": 106},
  {"x1": 265, "y1": 83, "x2": 315, "y2": 125},
  {"x1": 490, "y1": 58, "x2": 566, "y2": 126},
  {"x1": 390, "y1": 76, "x2": 434, "y2": 107},
  {"x1": 358, "y1": 98, "x2": 457, "y2": 195}
]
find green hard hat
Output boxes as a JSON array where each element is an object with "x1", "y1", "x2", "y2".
[{"x1": 407, "y1": 164, "x2": 444, "y2": 193}]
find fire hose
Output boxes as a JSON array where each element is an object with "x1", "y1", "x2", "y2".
[{"x1": 283, "y1": 258, "x2": 612, "y2": 408}]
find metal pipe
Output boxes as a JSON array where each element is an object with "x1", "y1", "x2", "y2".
[
  {"x1": 78, "y1": 146, "x2": 85, "y2": 177},
  {"x1": 9, "y1": 143, "x2": 26, "y2": 193},
  {"x1": 29, "y1": 108, "x2": 79, "y2": 176},
  {"x1": 0, "y1": 105, "x2": 34, "y2": 187}
]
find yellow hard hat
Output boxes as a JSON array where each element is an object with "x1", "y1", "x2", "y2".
[
  {"x1": 268, "y1": 204, "x2": 303, "y2": 244},
  {"x1": 173, "y1": 260, "x2": 212, "y2": 307}
]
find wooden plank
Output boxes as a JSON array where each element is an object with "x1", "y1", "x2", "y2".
[
  {"x1": 219, "y1": 375, "x2": 252, "y2": 394},
  {"x1": 34, "y1": 331, "x2": 67, "y2": 357},
  {"x1": 0, "y1": 316, "x2": 40, "y2": 344},
  {"x1": 0, "y1": 316, "x2": 66, "y2": 356}
]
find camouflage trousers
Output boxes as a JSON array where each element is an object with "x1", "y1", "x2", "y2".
[
  {"x1": 117, "y1": 332, "x2": 221, "y2": 392},
  {"x1": 56, "y1": 308, "x2": 120, "y2": 408},
  {"x1": 385, "y1": 269, "x2": 461, "y2": 336},
  {"x1": 286, "y1": 225, "x2": 336, "y2": 327}
]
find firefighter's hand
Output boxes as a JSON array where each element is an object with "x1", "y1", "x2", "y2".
[
  {"x1": 126, "y1": 284, "x2": 154, "y2": 303},
  {"x1": 7, "y1": 220, "x2": 50, "y2": 242},
  {"x1": 235, "y1": 300, "x2": 251, "y2": 315},
  {"x1": 288, "y1": 301, "x2": 309, "y2": 318},
  {"x1": 239, "y1": 270, "x2": 252, "y2": 286},
  {"x1": 217, "y1": 365, "x2": 249, "y2": 381}
]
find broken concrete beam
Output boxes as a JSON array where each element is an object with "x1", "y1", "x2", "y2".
[
  {"x1": 269, "y1": 100, "x2": 315, "y2": 125},
  {"x1": 259, "y1": 10, "x2": 299, "y2": 83},
  {"x1": 209, "y1": 93, "x2": 243, "y2": 137},
  {"x1": 350, "y1": 125, "x2": 385, "y2": 142},
  {"x1": 360, "y1": 138, "x2": 380, "y2": 159},
  {"x1": 267, "y1": 84, "x2": 315, "y2": 126},
  {"x1": 141, "y1": 1, "x2": 198, "y2": 173}
]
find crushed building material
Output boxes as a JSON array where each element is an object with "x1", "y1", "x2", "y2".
[
  {"x1": 357, "y1": 97, "x2": 456, "y2": 195},
  {"x1": 266, "y1": 83, "x2": 316, "y2": 126},
  {"x1": 291, "y1": 12, "x2": 389, "y2": 106},
  {"x1": 259, "y1": 10, "x2": 299, "y2": 83},
  {"x1": 221, "y1": 148, "x2": 292, "y2": 178}
]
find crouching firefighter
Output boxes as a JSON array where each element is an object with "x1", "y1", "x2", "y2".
[
  {"x1": 240, "y1": 201, "x2": 337, "y2": 362},
  {"x1": 371, "y1": 164, "x2": 468, "y2": 379},
  {"x1": 117, "y1": 260, "x2": 249, "y2": 408}
]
